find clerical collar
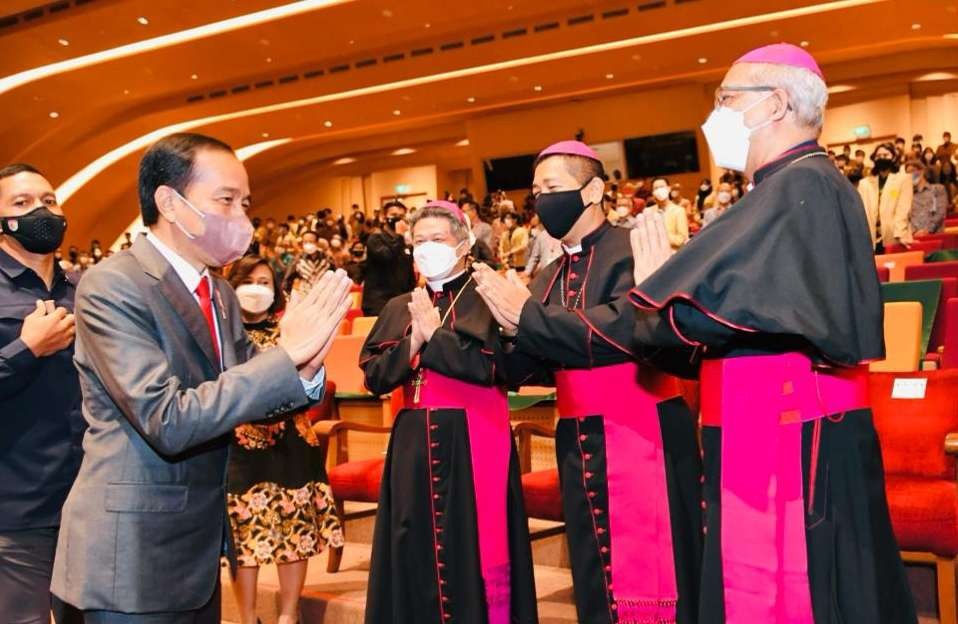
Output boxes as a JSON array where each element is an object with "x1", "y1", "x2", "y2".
[
  {"x1": 753, "y1": 140, "x2": 823, "y2": 186},
  {"x1": 427, "y1": 270, "x2": 467, "y2": 293},
  {"x1": 562, "y1": 221, "x2": 609, "y2": 256}
]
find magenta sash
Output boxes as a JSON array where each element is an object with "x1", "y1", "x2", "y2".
[
  {"x1": 403, "y1": 369, "x2": 512, "y2": 624},
  {"x1": 700, "y1": 353, "x2": 869, "y2": 624},
  {"x1": 555, "y1": 362, "x2": 680, "y2": 623}
]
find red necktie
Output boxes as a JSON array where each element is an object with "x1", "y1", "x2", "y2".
[{"x1": 194, "y1": 276, "x2": 221, "y2": 365}]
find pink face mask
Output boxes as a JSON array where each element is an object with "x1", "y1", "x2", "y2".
[{"x1": 172, "y1": 189, "x2": 253, "y2": 266}]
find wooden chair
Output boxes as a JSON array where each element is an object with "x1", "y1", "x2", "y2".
[
  {"x1": 513, "y1": 421, "x2": 565, "y2": 540},
  {"x1": 313, "y1": 419, "x2": 391, "y2": 573},
  {"x1": 870, "y1": 301, "x2": 923, "y2": 372},
  {"x1": 870, "y1": 370, "x2": 958, "y2": 624}
]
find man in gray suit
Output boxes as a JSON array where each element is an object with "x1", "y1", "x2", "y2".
[{"x1": 51, "y1": 133, "x2": 353, "y2": 622}]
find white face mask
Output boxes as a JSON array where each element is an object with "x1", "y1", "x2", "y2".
[
  {"x1": 701, "y1": 93, "x2": 774, "y2": 172},
  {"x1": 615, "y1": 206, "x2": 631, "y2": 218},
  {"x1": 302, "y1": 242, "x2": 318, "y2": 255},
  {"x1": 717, "y1": 191, "x2": 732, "y2": 205},
  {"x1": 653, "y1": 187, "x2": 671, "y2": 202},
  {"x1": 413, "y1": 241, "x2": 464, "y2": 281},
  {"x1": 235, "y1": 283, "x2": 274, "y2": 315}
]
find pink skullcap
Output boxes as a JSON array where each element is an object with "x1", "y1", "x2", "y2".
[
  {"x1": 537, "y1": 140, "x2": 600, "y2": 162},
  {"x1": 733, "y1": 43, "x2": 824, "y2": 80},
  {"x1": 424, "y1": 199, "x2": 466, "y2": 223}
]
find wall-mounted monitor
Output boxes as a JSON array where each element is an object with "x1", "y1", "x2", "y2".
[{"x1": 624, "y1": 131, "x2": 700, "y2": 178}]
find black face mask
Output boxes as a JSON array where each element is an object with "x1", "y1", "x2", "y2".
[
  {"x1": 351, "y1": 249, "x2": 364, "y2": 258},
  {"x1": 1, "y1": 206, "x2": 67, "y2": 254},
  {"x1": 534, "y1": 179, "x2": 595, "y2": 239},
  {"x1": 873, "y1": 158, "x2": 896, "y2": 174},
  {"x1": 385, "y1": 216, "x2": 401, "y2": 230}
]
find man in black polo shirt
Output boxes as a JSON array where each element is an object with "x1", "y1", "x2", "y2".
[
  {"x1": 361, "y1": 200, "x2": 416, "y2": 316},
  {"x1": 0, "y1": 163, "x2": 84, "y2": 623}
]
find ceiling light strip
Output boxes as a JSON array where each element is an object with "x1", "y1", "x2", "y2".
[
  {"x1": 55, "y1": 0, "x2": 884, "y2": 203},
  {"x1": 0, "y1": 0, "x2": 355, "y2": 95}
]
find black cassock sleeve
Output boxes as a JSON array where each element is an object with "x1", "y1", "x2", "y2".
[{"x1": 360, "y1": 297, "x2": 415, "y2": 396}]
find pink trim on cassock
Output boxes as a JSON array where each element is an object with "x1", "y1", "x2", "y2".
[
  {"x1": 404, "y1": 370, "x2": 512, "y2": 624},
  {"x1": 628, "y1": 288, "x2": 760, "y2": 334},
  {"x1": 555, "y1": 363, "x2": 681, "y2": 623},
  {"x1": 699, "y1": 353, "x2": 869, "y2": 624}
]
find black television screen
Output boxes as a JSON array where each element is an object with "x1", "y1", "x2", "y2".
[
  {"x1": 484, "y1": 153, "x2": 537, "y2": 193},
  {"x1": 624, "y1": 131, "x2": 700, "y2": 178}
]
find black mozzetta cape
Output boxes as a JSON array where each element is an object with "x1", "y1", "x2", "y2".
[{"x1": 626, "y1": 141, "x2": 885, "y2": 368}]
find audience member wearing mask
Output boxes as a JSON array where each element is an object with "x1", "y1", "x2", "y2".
[
  {"x1": 906, "y1": 160, "x2": 948, "y2": 237},
  {"x1": 696, "y1": 178, "x2": 713, "y2": 211},
  {"x1": 344, "y1": 242, "x2": 366, "y2": 284},
  {"x1": 362, "y1": 200, "x2": 415, "y2": 316},
  {"x1": 858, "y1": 142, "x2": 914, "y2": 252},
  {"x1": 937, "y1": 131, "x2": 955, "y2": 161},
  {"x1": 349, "y1": 208, "x2": 369, "y2": 244},
  {"x1": 612, "y1": 199, "x2": 636, "y2": 229},
  {"x1": 0, "y1": 164, "x2": 83, "y2": 624},
  {"x1": 360, "y1": 200, "x2": 538, "y2": 624},
  {"x1": 939, "y1": 157, "x2": 958, "y2": 203},
  {"x1": 650, "y1": 176, "x2": 690, "y2": 249},
  {"x1": 328, "y1": 236, "x2": 350, "y2": 268},
  {"x1": 50, "y1": 132, "x2": 353, "y2": 620},
  {"x1": 283, "y1": 230, "x2": 331, "y2": 293},
  {"x1": 523, "y1": 212, "x2": 563, "y2": 279},
  {"x1": 461, "y1": 199, "x2": 494, "y2": 254},
  {"x1": 226, "y1": 256, "x2": 344, "y2": 624},
  {"x1": 702, "y1": 182, "x2": 734, "y2": 228},
  {"x1": 497, "y1": 211, "x2": 530, "y2": 271}
]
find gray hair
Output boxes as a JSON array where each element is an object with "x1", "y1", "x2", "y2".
[
  {"x1": 742, "y1": 62, "x2": 828, "y2": 132},
  {"x1": 408, "y1": 206, "x2": 470, "y2": 244}
]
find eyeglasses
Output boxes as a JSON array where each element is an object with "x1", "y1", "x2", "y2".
[{"x1": 713, "y1": 84, "x2": 776, "y2": 109}]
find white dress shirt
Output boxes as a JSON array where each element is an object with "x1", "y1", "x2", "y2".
[{"x1": 144, "y1": 232, "x2": 325, "y2": 400}]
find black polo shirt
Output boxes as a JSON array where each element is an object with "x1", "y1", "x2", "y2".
[{"x1": 0, "y1": 247, "x2": 84, "y2": 531}]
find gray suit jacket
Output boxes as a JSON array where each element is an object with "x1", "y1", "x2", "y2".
[{"x1": 51, "y1": 236, "x2": 310, "y2": 612}]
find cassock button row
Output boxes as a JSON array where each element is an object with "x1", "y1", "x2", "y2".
[
  {"x1": 568, "y1": 290, "x2": 577, "y2": 297},
  {"x1": 572, "y1": 255, "x2": 580, "y2": 262},
  {"x1": 600, "y1": 547, "x2": 609, "y2": 554},
  {"x1": 588, "y1": 491, "x2": 597, "y2": 498},
  {"x1": 569, "y1": 272, "x2": 578, "y2": 280},
  {"x1": 579, "y1": 434, "x2": 587, "y2": 441},
  {"x1": 584, "y1": 471, "x2": 594, "y2": 479},
  {"x1": 583, "y1": 453, "x2": 592, "y2": 460},
  {"x1": 593, "y1": 508, "x2": 604, "y2": 515}
]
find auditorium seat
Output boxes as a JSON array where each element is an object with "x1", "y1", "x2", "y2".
[
  {"x1": 906, "y1": 261, "x2": 958, "y2": 282},
  {"x1": 350, "y1": 316, "x2": 378, "y2": 337},
  {"x1": 514, "y1": 421, "x2": 565, "y2": 538},
  {"x1": 885, "y1": 239, "x2": 943, "y2": 255},
  {"x1": 877, "y1": 266, "x2": 891, "y2": 283},
  {"x1": 870, "y1": 302, "x2": 924, "y2": 372},
  {"x1": 875, "y1": 251, "x2": 925, "y2": 282},
  {"x1": 928, "y1": 278, "x2": 958, "y2": 358},
  {"x1": 325, "y1": 335, "x2": 368, "y2": 395},
  {"x1": 869, "y1": 370, "x2": 958, "y2": 624},
  {"x1": 314, "y1": 419, "x2": 390, "y2": 573},
  {"x1": 944, "y1": 299, "x2": 958, "y2": 370},
  {"x1": 916, "y1": 232, "x2": 958, "y2": 250}
]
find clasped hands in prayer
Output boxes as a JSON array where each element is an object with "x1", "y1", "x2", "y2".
[
  {"x1": 473, "y1": 210, "x2": 673, "y2": 336},
  {"x1": 408, "y1": 287, "x2": 443, "y2": 359}
]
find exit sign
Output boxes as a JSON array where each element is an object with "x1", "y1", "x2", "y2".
[
  {"x1": 395, "y1": 184, "x2": 411, "y2": 194},
  {"x1": 853, "y1": 125, "x2": 872, "y2": 139}
]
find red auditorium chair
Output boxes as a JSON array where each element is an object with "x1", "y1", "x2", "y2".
[
  {"x1": 878, "y1": 266, "x2": 891, "y2": 283},
  {"x1": 906, "y1": 261, "x2": 958, "y2": 282},
  {"x1": 945, "y1": 299, "x2": 958, "y2": 370},
  {"x1": 927, "y1": 278, "x2": 958, "y2": 362},
  {"x1": 885, "y1": 239, "x2": 943, "y2": 255},
  {"x1": 313, "y1": 417, "x2": 390, "y2": 572},
  {"x1": 514, "y1": 421, "x2": 565, "y2": 539},
  {"x1": 916, "y1": 232, "x2": 958, "y2": 249},
  {"x1": 870, "y1": 370, "x2": 958, "y2": 624}
]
